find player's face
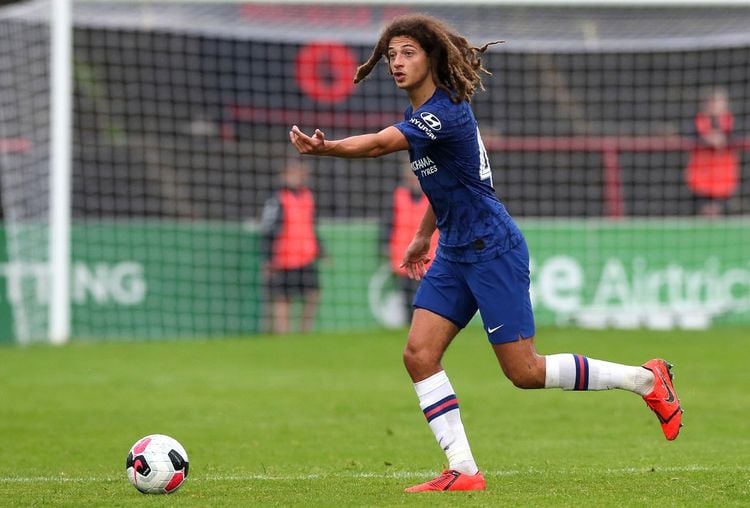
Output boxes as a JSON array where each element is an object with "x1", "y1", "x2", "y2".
[{"x1": 387, "y1": 36, "x2": 432, "y2": 92}]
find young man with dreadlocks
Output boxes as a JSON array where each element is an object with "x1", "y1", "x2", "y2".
[{"x1": 290, "y1": 14, "x2": 683, "y2": 492}]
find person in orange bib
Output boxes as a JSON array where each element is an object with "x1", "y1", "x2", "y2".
[
  {"x1": 684, "y1": 87, "x2": 740, "y2": 217},
  {"x1": 260, "y1": 160, "x2": 324, "y2": 334},
  {"x1": 381, "y1": 162, "x2": 438, "y2": 324}
]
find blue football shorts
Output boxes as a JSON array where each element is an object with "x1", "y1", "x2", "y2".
[{"x1": 413, "y1": 238, "x2": 536, "y2": 344}]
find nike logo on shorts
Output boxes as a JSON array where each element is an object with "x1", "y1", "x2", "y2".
[{"x1": 487, "y1": 324, "x2": 504, "y2": 334}]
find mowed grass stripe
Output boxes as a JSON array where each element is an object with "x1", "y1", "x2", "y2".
[{"x1": 2, "y1": 464, "x2": 750, "y2": 483}]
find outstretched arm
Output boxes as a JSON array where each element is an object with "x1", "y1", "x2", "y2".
[
  {"x1": 289, "y1": 125, "x2": 409, "y2": 158},
  {"x1": 401, "y1": 204, "x2": 437, "y2": 281}
]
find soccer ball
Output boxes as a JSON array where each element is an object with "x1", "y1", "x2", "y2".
[{"x1": 125, "y1": 434, "x2": 189, "y2": 494}]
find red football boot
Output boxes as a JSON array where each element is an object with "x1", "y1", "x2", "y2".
[
  {"x1": 642, "y1": 359, "x2": 683, "y2": 440},
  {"x1": 405, "y1": 469, "x2": 485, "y2": 492}
]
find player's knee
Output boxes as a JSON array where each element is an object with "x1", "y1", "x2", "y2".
[
  {"x1": 402, "y1": 344, "x2": 438, "y2": 374},
  {"x1": 402, "y1": 345, "x2": 422, "y2": 369}
]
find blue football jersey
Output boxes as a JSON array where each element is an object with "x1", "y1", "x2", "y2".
[{"x1": 394, "y1": 89, "x2": 523, "y2": 263}]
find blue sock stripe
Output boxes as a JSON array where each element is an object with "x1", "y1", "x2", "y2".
[
  {"x1": 425, "y1": 404, "x2": 459, "y2": 423},
  {"x1": 584, "y1": 356, "x2": 590, "y2": 389},
  {"x1": 422, "y1": 394, "x2": 459, "y2": 422},
  {"x1": 422, "y1": 394, "x2": 457, "y2": 414},
  {"x1": 573, "y1": 354, "x2": 589, "y2": 391}
]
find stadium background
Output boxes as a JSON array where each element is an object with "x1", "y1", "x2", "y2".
[{"x1": 0, "y1": 1, "x2": 749, "y2": 343}]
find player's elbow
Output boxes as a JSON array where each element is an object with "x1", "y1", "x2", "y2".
[{"x1": 366, "y1": 128, "x2": 407, "y2": 157}]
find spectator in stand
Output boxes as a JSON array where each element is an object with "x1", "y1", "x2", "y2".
[
  {"x1": 260, "y1": 160, "x2": 324, "y2": 334},
  {"x1": 685, "y1": 87, "x2": 740, "y2": 217},
  {"x1": 381, "y1": 160, "x2": 438, "y2": 324}
]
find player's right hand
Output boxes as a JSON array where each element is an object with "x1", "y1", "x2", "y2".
[{"x1": 289, "y1": 125, "x2": 326, "y2": 155}]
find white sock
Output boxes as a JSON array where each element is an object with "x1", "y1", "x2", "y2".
[
  {"x1": 414, "y1": 370, "x2": 479, "y2": 475},
  {"x1": 544, "y1": 354, "x2": 654, "y2": 395}
]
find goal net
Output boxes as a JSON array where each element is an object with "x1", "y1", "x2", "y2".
[
  {"x1": 1, "y1": 0, "x2": 749, "y2": 343},
  {"x1": 0, "y1": 1, "x2": 50, "y2": 343}
]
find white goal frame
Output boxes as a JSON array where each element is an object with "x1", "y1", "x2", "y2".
[{"x1": 49, "y1": 0, "x2": 72, "y2": 344}]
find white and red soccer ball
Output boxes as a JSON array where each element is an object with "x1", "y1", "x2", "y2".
[{"x1": 125, "y1": 434, "x2": 189, "y2": 494}]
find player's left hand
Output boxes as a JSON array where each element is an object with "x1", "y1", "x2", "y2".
[{"x1": 289, "y1": 125, "x2": 326, "y2": 154}]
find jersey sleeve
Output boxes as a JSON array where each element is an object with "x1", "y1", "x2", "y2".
[
  {"x1": 394, "y1": 117, "x2": 434, "y2": 152},
  {"x1": 394, "y1": 102, "x2": 466, "y2": 151}
]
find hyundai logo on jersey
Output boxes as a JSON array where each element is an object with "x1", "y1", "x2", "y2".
[{"x1": 420, "y1": 112, "x2": 442, "y2": 131}]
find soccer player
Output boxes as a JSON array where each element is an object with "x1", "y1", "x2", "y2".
[{"x1": 289, "y1": 14, "x2": 683, "y2": 492}]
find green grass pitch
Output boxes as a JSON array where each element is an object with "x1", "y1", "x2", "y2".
[{"x1": 1, "y1": 326, "x2": 749, "y2": 506}]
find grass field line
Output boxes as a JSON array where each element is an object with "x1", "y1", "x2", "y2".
[{"x1": 2, "y1": 465, "x2": 748, "y2": 484}]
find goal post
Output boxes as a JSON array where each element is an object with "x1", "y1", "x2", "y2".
[
  {"x1": 1, "y1": 0, "x2": 749, "y2": 344},
  {"x1": 49, "y1": 0, "x2": 73, "y2": 345}
]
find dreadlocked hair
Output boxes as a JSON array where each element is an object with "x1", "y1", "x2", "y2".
[{"x1": 353, "y1": 14, "x2": 502, "y2": 103}]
